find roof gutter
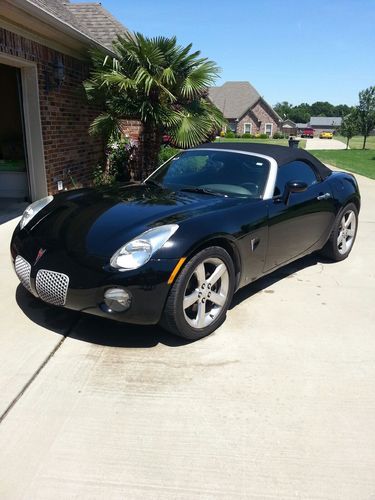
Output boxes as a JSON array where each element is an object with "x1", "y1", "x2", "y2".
[{"x1": 11, "y1": 0, "x2": 115, "y2": 55}]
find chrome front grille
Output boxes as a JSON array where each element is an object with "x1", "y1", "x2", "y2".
[
  {"x1": 35, "y1": 269, "x2": 69, "y2": 306},
  {"x1": 14, "y1": 255, "x2": 32, "y2": 292}
]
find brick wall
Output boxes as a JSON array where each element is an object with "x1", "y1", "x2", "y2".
[
  {"x1": 0, "y1": 27, "x2": 104, "y2": 194},
  {"x1": 237, "y1": 99, "x2": 280, "y2": 136},
  {"x1": 120, "y1": 119, "x2": 160, "y2": 181}
]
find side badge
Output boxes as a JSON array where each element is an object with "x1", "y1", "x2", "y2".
[
  {"x1": 34, "y1": 248, "x2": 46, "y2": 265},
  {"x1": 251, "y1": 238, "x2": 260, "y2": 252}
]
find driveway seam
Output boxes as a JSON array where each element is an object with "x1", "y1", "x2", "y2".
[{"x1": 0, "y1": 335, "x2": 67, "y2": 425}]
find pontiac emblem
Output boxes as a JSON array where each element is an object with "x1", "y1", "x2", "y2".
[{"x1": 34, "y1": 248, "x2": 46, "y2": 265}]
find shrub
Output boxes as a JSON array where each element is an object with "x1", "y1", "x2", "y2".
[
  {"x1": 106, "y1": 138, "x2": 135, "y2": 182},
  {"x1": 225, "y1": 130, "x2": 235, "y2": 138},
  {"x1": 92, "y1": 164, "x2": 117, "y2": 187},
  {"x1": 92, "y1": 137, "x2": 135, "y2": 187},
  {"x1": 258, "y1": 133, "x2": 268, "y2": 139},
  {"x1": 159, "y1": 146, "x2": 180, "y2": 165},
  {"x1": 241, "y1": 133, "x2": 255, "y2": 139},
  {"x1": 272, "y1": 131, "x2": 284, "y2": 139}
]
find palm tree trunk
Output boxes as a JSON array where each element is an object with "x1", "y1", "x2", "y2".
[{"x1": 138, "y1": 123, "x2": 162, "y2": 180}]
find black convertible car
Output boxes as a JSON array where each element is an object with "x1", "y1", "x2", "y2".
[{"x1": 11, "y1": 143, "x2": 360, "y2": 340}]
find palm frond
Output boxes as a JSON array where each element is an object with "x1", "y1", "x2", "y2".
[{"x1": 89, "y1": 113, "x2": 121, "y2": 141}]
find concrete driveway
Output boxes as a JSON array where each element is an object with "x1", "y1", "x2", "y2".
[
  {"x1": 0, "y1": 171, "x2": 374, "y2": 499},
  {"x1": 304, "y1": 137, "x2": 347, "y2": 150}
]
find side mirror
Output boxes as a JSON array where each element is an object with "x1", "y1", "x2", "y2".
[{"x1": 283, "y1": 180, "x2": 308, "y2": 204}]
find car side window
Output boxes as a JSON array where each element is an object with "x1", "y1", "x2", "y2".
[{"x1": 274, "y1": 160, "x2": 318, "y2": 196}]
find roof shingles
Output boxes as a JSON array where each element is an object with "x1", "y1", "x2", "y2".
[
  {"x1": 208, "y1": 81, "x2": 261, "y2": 119},
  {"x1": 66, "y1": 2, "x2": 128, "y2": 50},
  {"x1": 27, "y1": 0, "x2": 128, "y2": 50},
  {"x1": 309, "y1": 116, "x2": 343, "y2": 127}
]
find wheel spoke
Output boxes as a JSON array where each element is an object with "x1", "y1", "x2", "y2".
[
  {"x1": 194, "y1": 263, "x2": 206, "y2": 287},
  {"x1": 345, "y1": 212, "x2": 354, "y2": 228},
  {"x1": 347, "y1": 228, "x2": 355, "y2": 237},
  {"x1": 196, "y1": 301, "x2": 206, "y2": 328},
  {"x1": 341, "y1": 237, "x2": 347, "y2": 253},
  {"x1": 183, "y1": 290, "x2": 199, "y2": 310},
  {"x1": 207, "y1": 263, "x2": 226, "y2": 286},
  {"x1": 209, "y1": 291, "x2": 225, "y2": 306},
  {"x1": 337, "y1": 232, "x2": 344, "y2": 245}
]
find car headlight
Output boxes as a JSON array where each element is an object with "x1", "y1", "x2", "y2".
[
  {"x1": 110, "y1": 224, "x2": 179, "y2": 271},
  {"x1": 20, "y1": 195, "x2": 54, "y2": 230}
]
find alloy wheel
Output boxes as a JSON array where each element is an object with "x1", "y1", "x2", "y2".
[
  {"x1": 183, "y1": 257, "x2": 229, "y2": 329},
  {"x1": 337, "y1": 209, "x2": 357, "y2": 255}
]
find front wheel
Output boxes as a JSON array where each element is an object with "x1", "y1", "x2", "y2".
[
  {"x1": 320, "y1": 203, "x2": 358, "y2": 261},
  {"x1": 161, "y1": 246, "x2": 235, "y2": 340}
]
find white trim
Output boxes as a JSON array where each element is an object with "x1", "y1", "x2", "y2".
[
  {"x1": 0, "y1": 17, "x2": 87, "y2": 60},
  {"x1": 0, "y1": 53, "x2": 47, "y2": 201},
  {"x1": 145, "y1": 148, "x2": 278, "y2": 201},
  {"x1": 243, "y1": 123, "x2": 252, "y2": 134},
  {"x1": 264, "y1": 123, "x2": 273, "y2": 136}
]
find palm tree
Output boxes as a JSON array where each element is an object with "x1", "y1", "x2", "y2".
[{"x1": 85, "y1": 32, "x2": 225, "y2": 178}]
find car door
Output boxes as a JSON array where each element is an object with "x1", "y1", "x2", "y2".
[{"x1": 264, "y1": 160, "x2": 335, "y2": 271}]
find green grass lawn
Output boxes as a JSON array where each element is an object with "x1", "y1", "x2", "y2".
[
  {"x1": 310, "y1": 149, "x2": 375, "y2": 179},
  {"x1": 215, "y1": 137, "x2": 306, "y2": 149},
  {"x1": 333, "y1": 135, "x2": 375, "y2": 150}
]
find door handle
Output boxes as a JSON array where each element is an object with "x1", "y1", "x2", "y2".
[{"x1": 317, "y1": 192, "x2": 332, "y2": 201}]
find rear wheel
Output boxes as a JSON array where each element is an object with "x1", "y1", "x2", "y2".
[
  {"x1": 320, "y1": 203, "x2": 358, "y2": 261},
  {"x1": 161, "y1": 246, "x2": 235, "y2": 340}
]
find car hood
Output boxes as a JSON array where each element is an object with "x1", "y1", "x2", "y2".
[{"x1": 28, "y1": 184, "x2": 238, "y2": 258}]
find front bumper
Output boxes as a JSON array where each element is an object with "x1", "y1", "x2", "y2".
[{"x1": 11, "y1": 232, "x2": 179, "y2": 325}]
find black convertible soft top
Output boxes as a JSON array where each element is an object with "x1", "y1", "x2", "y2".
[{"x1": 193, "y1": 142, "x2": 332, "y2": 180}]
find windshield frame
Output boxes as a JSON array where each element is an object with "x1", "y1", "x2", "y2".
[{"x1": 145, "y1": 148, "x2": 278, "y2": 200}]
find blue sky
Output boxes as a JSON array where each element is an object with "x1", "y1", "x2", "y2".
[{"x1": 83, "y1": 0, "x2": 374, "y2": 106}]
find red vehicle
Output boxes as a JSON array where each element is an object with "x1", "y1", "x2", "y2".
[{"x1": 301, "y1": 128, "x2": 314, "y2": 138}]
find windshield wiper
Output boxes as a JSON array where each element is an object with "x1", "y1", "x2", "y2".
[{"x1": 179, "y1": 186, "x2": 227, "y2": 197}]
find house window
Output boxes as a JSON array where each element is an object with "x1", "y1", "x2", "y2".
[
  {"x1": 228, "y1": 121, "x2": 236, "y2": 132},
  {"x1": 265, "y1": 123, "x2": 273, "y2": 136},
  {"x1": 243, "y1": 123, "x2": 252, "y2": 134}
]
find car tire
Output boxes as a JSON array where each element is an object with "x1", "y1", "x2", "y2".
[
  {"x1": 161, "y1": 246, "x2": 235, "y2": 340},
  {"x1": 320, "y1": 203, "x2": 358, "y2": 261}
]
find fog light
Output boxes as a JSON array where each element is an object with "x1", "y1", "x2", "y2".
[{"x1": 104, "y1": 288, "x2": 131, "y2": 312}]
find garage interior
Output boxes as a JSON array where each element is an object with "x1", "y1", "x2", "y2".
[{"x1": 0, "y1": 63, "x2": 29, "y2": 223}]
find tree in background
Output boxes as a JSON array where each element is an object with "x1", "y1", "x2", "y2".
[
  {"x1": 339, "y1": 113, "x2": 359, "y2": 149},
  {"x1": 273, "y1": 101, "x2": 293, "y2": 120},
  {"x1": 274, "y1": 101, "x2": 354, "y2": 124},
  {"x1": 310, "y1": 101, "x2": 335, "y2": 117},
  {"x1": 356, "y1": 86, "x2": 375, "y2": 149},
  {"x1": 85, "y1": 32, "x2": 225, "y2": 178},
  {"x1": 334, "y1": 104, "x2": 353, "y2": 117}
]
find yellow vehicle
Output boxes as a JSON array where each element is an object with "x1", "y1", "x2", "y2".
[{"x1": 319, "y1": 131, "x2": 333, "y2": 139}]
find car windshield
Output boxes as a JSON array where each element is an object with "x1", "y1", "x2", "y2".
[{"x1": 147, "y1": 150, "x2": 271, "y2": 198}]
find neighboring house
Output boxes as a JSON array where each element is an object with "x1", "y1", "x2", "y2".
[
  {"x1": 280, "y1": 119, "x2": 297, "y2": 136},
  {"x1": 296, "y1": 123, "x2": 309, "y2": 134},
  {"x1": 208, "y1": 81, "x2": 281, "y2": 137},
  {"x1": 0, "y1": 0, "x2": 128, "y2": 202},
  {"x1": 309, "y1": 116, "x2": 342, "y2": 134}
]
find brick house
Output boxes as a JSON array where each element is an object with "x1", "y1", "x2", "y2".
[
  {"x1": 0, "y1": 0, "x2": 128, "y2": 202},
  {"x1": 208, "y1": 81, "x2": 281, "y2": 137}
]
